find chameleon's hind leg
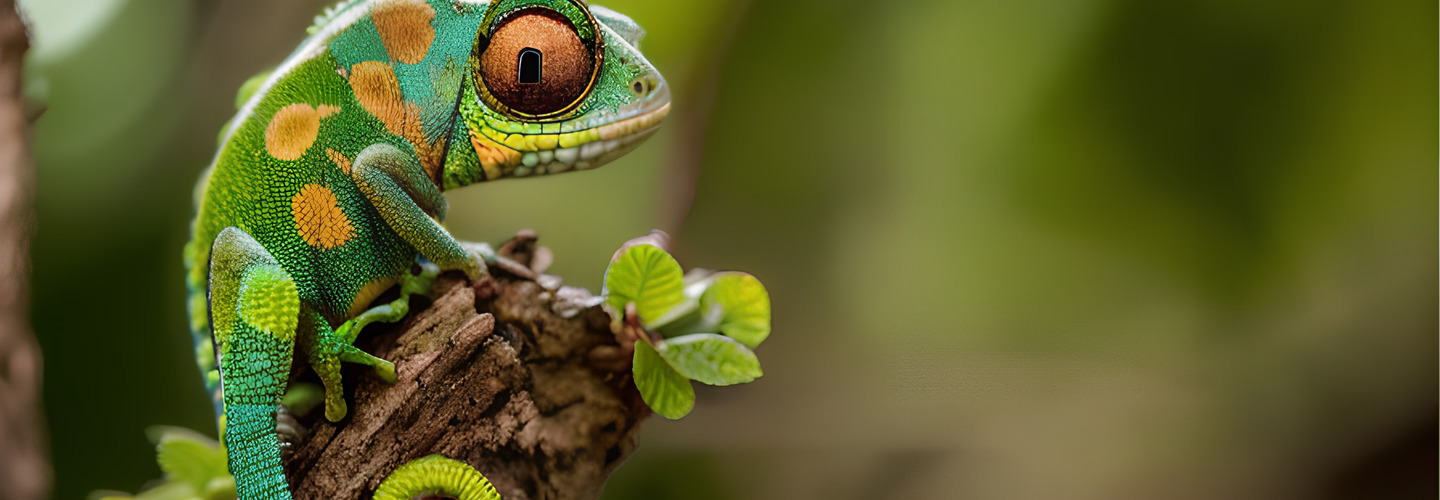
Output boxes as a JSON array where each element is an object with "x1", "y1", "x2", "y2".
[
  {"x1": 300, "y1": 307, "x2": 398, "y2": 422},
  {"x1": 309, "y1": 260, "x2": 443, "y2": 422},
  {"x1": 208, "y1": 227, "x2": 300, "y2": 500}
]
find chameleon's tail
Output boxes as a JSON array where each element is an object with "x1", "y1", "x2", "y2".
[
  {"x1": 225, "y1": 404, "x2": 293, "y2": 499},
  {"x1": 374, "y1": 455, "x2": 501, "y2": 500}
]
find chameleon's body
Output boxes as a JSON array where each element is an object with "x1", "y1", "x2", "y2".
[{"x1": 183, "y1": 0, "x2": 668, "y2": 497}]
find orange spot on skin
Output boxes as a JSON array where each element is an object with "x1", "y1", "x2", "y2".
[
  {"x1": 291, "y1": 184, "x2": 355, "y2": 249},
  {"x1": 372, "y1": 0, "x2": 435, "y2": 64},
  {"x1": 403, "y1": 101, "x2": 445, "y2": 181},
  {"x1": 326, "y1": 148, "x2": 352, "y2": 175},
  {"x1": 265, "y1": 103, "x2": 333, "y2": 160},
  {"x1": 350, "y1": 61, "x2": 407, "y2": 134},
  {"x1": 348, "y1": 61, "x2": 443, "y2": 183},
  {"x1": 470, "y1": 132, "x2": 521, "y2": 180}
]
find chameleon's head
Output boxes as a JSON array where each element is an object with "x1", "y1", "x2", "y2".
[{"x1": 443, "y1": 0, "x2": 669, "y2": 188}]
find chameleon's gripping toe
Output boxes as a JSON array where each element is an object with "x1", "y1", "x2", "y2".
[
  {"x1": 303, "y1": 316, "x2": 394, "y2": 422},
  {"x1": 314, "y1": 261, "x2": 442, "y2": 421}
]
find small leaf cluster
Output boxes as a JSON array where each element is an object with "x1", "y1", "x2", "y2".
[
  {"x1": 90, "y1": 427, "x2": 235, "y2": 500},
  {"x1": 601, "y1": 239, "x2": 772, "y2": 419}
]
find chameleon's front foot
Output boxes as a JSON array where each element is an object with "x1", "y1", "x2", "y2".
[
  {"x1": 455, "y1": 242, "x2": 492, "y2": 283},
  {"x1": 462, "y1": 241, "x2": 536, "y2": 280},
  {"x1": 303, "y1": 315, "x2": 395, "y2": 422}
]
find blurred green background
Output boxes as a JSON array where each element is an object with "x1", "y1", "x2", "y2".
[{"x1": 19, "y1": 0, "x2": 1435, "y2": 498}]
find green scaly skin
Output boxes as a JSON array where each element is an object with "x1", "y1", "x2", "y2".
[{"x1": 183, "y1": 0, "x2": 669, "y2": 498}]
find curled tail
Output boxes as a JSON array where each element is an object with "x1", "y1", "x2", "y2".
[{"x1": 374, "y1": 456, "x2": 501, "y2": 500}]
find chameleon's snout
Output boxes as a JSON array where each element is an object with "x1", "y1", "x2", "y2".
[
  {"x1": 504, "y1": 71, "x2": 670, "y2": 176},
  {"x1": 608, "y1": 71, "x2": 670, "y2": 156},
  {"x1": 591, "y1": 84, "x2": 669, "y2": 170}
]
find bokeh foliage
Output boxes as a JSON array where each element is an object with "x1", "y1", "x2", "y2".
[{"x1": 21, "y1": 0, "x2": 1434, "y2": 498}]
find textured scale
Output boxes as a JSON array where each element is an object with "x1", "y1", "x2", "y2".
[{"x1": 184, "y1": 1, "x2": 669, "y2": 498}]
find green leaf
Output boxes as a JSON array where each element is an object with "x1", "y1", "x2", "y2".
[
  {"x1": 130, "y1": 482, "x2": 194, "y2": 500},
  {"x1": 88, "y1": 490, "x2": 141, "y2": 500},
  {"x1": 150, "y1": 427, "x2": 228, "y2": 494},
  {"x1": 646, "y1": 296, "x2": 700, "y2": 335},
  {"x1": 603, "y1": 244, "x2": 686, "y2": 326},
  {"x1": 280, "y1": 382, "x2": 325, "y2": 417},
  {"x1": 201, "y1": 476, "x2": 237, "y2": 500},
  {"x1": 701, "y1": 272, "x2": 772, "y2": 347},
  {"x1": 658, "y1": 333, "x2": 763, "y2": 386},
  {"x1": 633, "y1": 340, "x2": 695, "y2": 419}
]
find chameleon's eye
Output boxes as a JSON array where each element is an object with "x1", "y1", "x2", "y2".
[{"x1": 478, "y1": 8, "x2": 597, "y2": 117}]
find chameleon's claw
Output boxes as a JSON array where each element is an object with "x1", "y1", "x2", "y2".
[
  {"x1": 457, "y1": 243, "x2": 493, "y2": 283},
  {"x1": 462, "y1": 241, "x2": 534, "y2": 280},
  {"x1": 323, "y1": 393, "x2": 348, "y2": 423},
  {"x1": 311, "y1": 260, "x2": 433, "y2": 422},
  {"x1": 341, "y1": 344, "x2": 397, "y2": 383},
  {"x1": 377, "y1": 361, "x2": 397, "y2": 383},
  {"x1": 317, "y1": 361, "x2": 391, "y2": 422},
  {"x1": 460, "y1": 241, "x2": 499, "y2": 264},
  {"x1": 311, "y1": 331, "x2": 397, "y2": 422},
  {"x1": 333, "y1": 321, "x2": 363, "y2": 346}
]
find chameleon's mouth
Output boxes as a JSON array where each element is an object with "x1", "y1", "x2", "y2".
[
  {"x1": 568, "y1": 101, "x2": 670, "y2": 168},
  {"x1": 508, "y1": 87, "x2": 671, "y2": 177}
]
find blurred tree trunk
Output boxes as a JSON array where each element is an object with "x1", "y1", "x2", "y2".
[{"x1": 0, "y1": 0, "x2": 48, "y2": 498}]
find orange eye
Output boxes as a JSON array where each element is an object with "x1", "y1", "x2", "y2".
[{"x1": 479, "y1": 8, "x2": 594, "y2": 116}]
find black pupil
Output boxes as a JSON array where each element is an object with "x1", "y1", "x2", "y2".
[{"x1": 518, "y1": 47, "x2": 542, "y2": 84}]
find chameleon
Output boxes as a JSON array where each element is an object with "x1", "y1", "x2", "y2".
[{"x1": 182, "y1": 0, "x2": 669, "y2": 497}]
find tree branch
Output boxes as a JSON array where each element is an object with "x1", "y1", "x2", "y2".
[
  {"x1": 0, "y1": 1, "x2": 48, "y2": 498},
  {"x1": 284, "y1": 234, "x2": 651, "y2": 500}
]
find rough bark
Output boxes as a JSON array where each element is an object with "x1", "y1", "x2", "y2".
[
  {"x1": 284, "y1": 233, "x2": 651, "y2": 500},
  {"x1": 0, "y1": 1, "x2": 48, "y2": 498}
]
